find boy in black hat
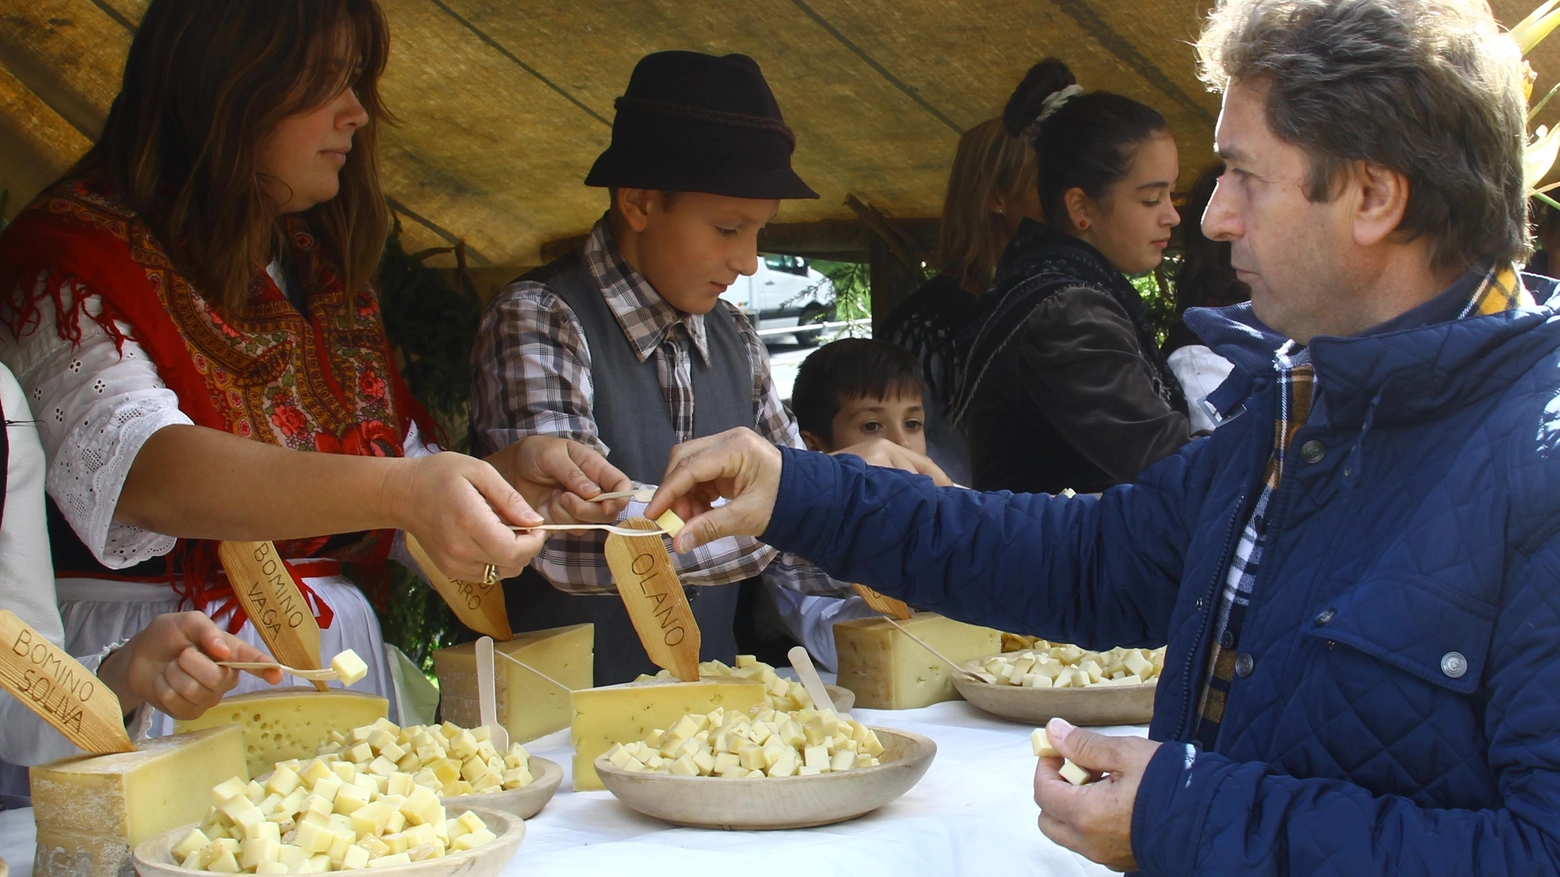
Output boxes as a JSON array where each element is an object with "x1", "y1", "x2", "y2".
[{"x1": 471, "y1": 51, "x2": 844, "y2": 684}]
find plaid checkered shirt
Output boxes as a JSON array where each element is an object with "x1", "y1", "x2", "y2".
[
  {"x1": 471, "y1": 217, "x2": 846, "y2": 597},
  {"x1": 1192, "y1": 262, "x2": 1532, "y2": 750}
]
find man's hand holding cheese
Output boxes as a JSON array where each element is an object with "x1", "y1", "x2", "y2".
[
  {"x1": 96, "y1": 612, "x2": 283, "y2": 720},
  {"x1": 654, "y1": 3, "x2": 1560, "y2": 874}
]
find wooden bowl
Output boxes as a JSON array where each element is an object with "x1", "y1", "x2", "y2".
[
  {"x1": 132, "y1": 807, "x2": 524, "y2": 877},
  {"x1": 952, "y1": 656, "x2": 1156, "y2": 726},
  {"x1": 824, "y1": 684, "x2": 854, "y2": 713},
  {"x1": 593, "y1": 727, "x2": 935, "y2": 830},
  {"x1": 441, "y1": 756, "x2": 562, "y2": 819}
]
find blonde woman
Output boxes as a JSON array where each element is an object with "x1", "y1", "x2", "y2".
[{"x1": 881, "y1": 118, "x2": 1039, "y2": 483}]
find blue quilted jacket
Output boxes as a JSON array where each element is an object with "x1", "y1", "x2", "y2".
[{"x1": 762, "y1": 286, "x2": 1560, "y2": 876}]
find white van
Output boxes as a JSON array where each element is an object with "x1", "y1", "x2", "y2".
[{"x1": 720, "y1": 254, "x2": 836, "y2": 345}]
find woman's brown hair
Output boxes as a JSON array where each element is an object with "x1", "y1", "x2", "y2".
[
  {"x1": 934, "y1": 118, "x2": 1037, "y2": 292},
  {"x1": 72, "y1": 0, "x2": 393, "y2": 313}
]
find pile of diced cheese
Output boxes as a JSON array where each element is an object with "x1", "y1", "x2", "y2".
[
  {"x1": 635, "y1": 654, "x2": 817, "y2": 712},
  {"x1": 603, "y1": 705, "x2": 885, "y2": 779},
  {"x1": 172, "y1": 719, "x2": 529, "y2": 873},
  {"x1": 978, "y1": 641, "x2": 1165, "y2": 689},
  {"x1": 313, "y1": 719, "x2": 535, "y2": 798}
]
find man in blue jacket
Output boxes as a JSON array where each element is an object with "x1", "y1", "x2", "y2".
[{"x1": 647, "y1": 1, "x2": 1560, "y2": 874}]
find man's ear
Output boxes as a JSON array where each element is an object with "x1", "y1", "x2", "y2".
[
  {"x1": 799, "y1": 430, "x2": 829, "y2": 452},
  {"x1": 616, "y1": 188, "x2": 655, "y2": 233},
  {"x1": 1351, "y1": 161, "x2": 1410, "y2": 248}
]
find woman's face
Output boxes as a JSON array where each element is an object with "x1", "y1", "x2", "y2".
[
  {"x1": 256, "y1": 85, "x2": 368, "y2": 214},
  {"x1": 1072, "y1": 132, "x2": 1181, "y2": 274}
]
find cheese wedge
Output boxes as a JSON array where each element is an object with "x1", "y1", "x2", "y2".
[
  {"x1": 570, "y1": 677, "x2": 767, "y2": 790},
  {"x1": 174, "y1": 688, "x2": 388, "y2": 778},
  {"x1": 833, "y1": 613, "x2": 1002, "y2": 709},
  {"x1": 433, "y1": 624, "x2": 593, "y2": 745},
  {"x1": 30, "y1": 726, "x2": 247, "y2": 877}
]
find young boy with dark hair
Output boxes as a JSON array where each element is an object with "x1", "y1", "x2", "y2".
[
  {"x1": 471, "y1": 50, "x2": 847, "y2": 683},
  {"x1": 791, "y1": 338, "x2": 933, "y2": 456},
  {"x1": 767, "y1": 338, "x2": 952, "y2": 669}
]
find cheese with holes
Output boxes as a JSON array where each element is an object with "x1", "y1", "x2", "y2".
[
  {"x1": 570, "y1": 677, "x2": 767, "y2": 790},
  {"x1": 833, "y1": 613, "x2": 1002, "y2": 709},
  {"x1": 433, "y1": 624, "x2": 593, "y2": 745},
  {"x1": 30, "y1": 726, "x2": 247, "y2": 877},
  {"x1": 174, "y1": 688, "x2": 389, "y2": 778}
]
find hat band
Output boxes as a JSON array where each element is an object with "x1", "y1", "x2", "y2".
[{"x1": 614, "y1": 96, "x2": 796, "y2": 148}]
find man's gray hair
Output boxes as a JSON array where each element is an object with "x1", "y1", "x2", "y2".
[{"x1": 1198, "y1": 0, "x2": 1530, "y2": 273}]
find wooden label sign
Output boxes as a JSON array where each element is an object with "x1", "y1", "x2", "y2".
[
  {"x1": 604, "y1": 517, "x2": 701, "y2": 681},
  {"x1": 403, "y1": 534, "x2": 513, "y2": 641},
  {"x1": 853, "y1": 584, "x2": 913, "y2": 620},
  {"x1": 0, "y1": 610, "x2": 134, "y2": 754},
  {"x1": 218, "y1": 541, "x2": 328, "y2": 691}
]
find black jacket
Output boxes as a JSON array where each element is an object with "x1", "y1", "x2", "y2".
[{"x1": 953, "y1": 220, "x2": 1189, "y2": 494}]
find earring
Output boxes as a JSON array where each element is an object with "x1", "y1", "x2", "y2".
[{"x1": 1078, "y1": 220, "x2": 1089, "y2": 230}]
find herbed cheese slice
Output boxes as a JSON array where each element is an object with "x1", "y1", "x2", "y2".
[
  {"x1": 433, "y1": 624, "x2": 593, "y2": 745},
  {"x1": 570, "y1": 677, "x2": 767, "y2": 790},
  {"x1": 30, "y1": 726, "x2": 247, "y2": 877},
  {"x1": 833, "y1": 613, "x2": 1002, "y2": 709},
  {"x1": 174, "y1": 687, "x2": 388, "y2": 778}
]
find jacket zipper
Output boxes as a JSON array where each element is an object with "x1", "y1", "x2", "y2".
[{"x1": 1175, "y1": 489, "x2": 1249, "y2": 740}]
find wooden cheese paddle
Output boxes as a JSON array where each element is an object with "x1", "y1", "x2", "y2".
[
  {"x1": 218, "y1": 541, "x2": 329, "y2": 691},
  {"x1": 604, "y1": 517, "x2": 701, "y2": 682},
  {"x1": 0, "y1": 609, "x2": 134, "y2": 754},
  {"x1": 853, "y1": 584, "x2": 913, "y2": 620},
  {"x1": 403, "y1": 534, "x2": 513, "y2": 641}
]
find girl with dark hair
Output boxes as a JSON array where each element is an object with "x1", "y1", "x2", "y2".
[
  {"x1": 0, "y1": 0, "x2": 626, "y2": 773},
  {"x1": 952, "y1": 58, "x2": 1192, "y2": 495},
  {"x1": 1163, "y1": 162, "x2": 1251, "y2": 433}
]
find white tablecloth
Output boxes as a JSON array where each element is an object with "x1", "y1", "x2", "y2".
[{"x1": 0, "y1": 701, "x2": 1147, "y2": 877}]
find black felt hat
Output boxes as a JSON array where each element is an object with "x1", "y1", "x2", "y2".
[{"x1": 585, "y1": 51, "x2": 819, "y2": 200}]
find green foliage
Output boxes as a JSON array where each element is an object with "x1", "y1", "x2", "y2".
[
  {"x1": 376, "y1": 223, "x2": 483, "y2": 452},
  {"x1": 814, "y1": 259, "x2": 872, "y2": 332},
  {"x1": 381, "y1": 561, "x2": 461, "y2": 675},
  {"x1": 1129, "y1": 256, "x2": 1179, "y2": 347}
]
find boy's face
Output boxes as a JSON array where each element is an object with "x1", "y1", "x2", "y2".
[
  {"x1": 614, "y1": 189, "x2": 781, "y2": 315},
  {"x1": 803, "y1": 391, "x2": 927, "y2": 455}
]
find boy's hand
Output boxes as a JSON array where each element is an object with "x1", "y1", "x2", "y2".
[
  {"x1": 96, "y1": 612, "x2": 284, "y2": 720},
  {"x1": 1033, "y1": 718, "x2": 1158, "y2": 872},
  {"x1": 487, "y1": 436, "x2": 633, "y2": 524},
  {"x1": 648, "y1": 428, "x2": 783, "y2": 553},
  {"x1": 831, "y1": 438, "x2": 954, "y2": 486}
]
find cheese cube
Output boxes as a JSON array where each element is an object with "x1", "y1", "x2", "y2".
[
  {"x1": 174, "y1": 689, "x2": 389, "y2": 778},
  {"x1": 434, "y1": 625, "x2": 594, "y2": 747},
  {"x1": 1059, "y1": 759, "x2": 1092, "y2": 786},
  {"x1": 340, "y1": 844, "x2": 370, "y2": 870},
  {"x1": 172, "y1": 828, "x2": 212, "y2": 860},
  {"x1": 655, "y1": 510, "x2": 685, "y2": 537},
  {"x1": 571, "y1": 677, "x2": 766, "y2": 790},
  {"x1": 241, "y1": 837, "x2": 282, "y2": 870},
  {"x1": 1031, "y1": 728, "x2": 1060, "y2": 758},
  {"x1": 330, "y1": 650, "x2": 369, "y2": 687},
  {"x1": 833, "y1": 613, "x2": 1002, "y2": 709},
  {"x1": 30, "y1": 727, "x2": 247, "y2": 877},
  {"x1": 367, "y1": 853, "x2": 412, "y2": 868},
  {"x1": 256, "y1": 861, "x2": 292, "y2": 875}
]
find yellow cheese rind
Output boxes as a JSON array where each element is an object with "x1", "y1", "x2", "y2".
[
  {"x1": 833, "y1": 613, "x2": 1002, "y2": 709},
  {"x1": 174, "y1": 688, "x2": 389, "y2": 778},
  {"x1": 570, "y1": 677, "x2": 767, "y2": 790},
  {"x1": 433, "y1": 624, "x2": 593, "y2": 745},
  {"x1": 30, "y1": 726, "x2": 248, "y2": 877}
]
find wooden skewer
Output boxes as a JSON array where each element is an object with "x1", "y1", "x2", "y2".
[
  {"x1": 510, "y1": 522, "x2": 675, "y2": 537},
  {"x1": 882, "y1": 617, "x2": 998, "y2": 683},
  {"x1": 218, "y1": 661, "x2": 341, "y2": 682},
  {"x1": 581, "y1": 488, "x2": 656, "y2": 503}
]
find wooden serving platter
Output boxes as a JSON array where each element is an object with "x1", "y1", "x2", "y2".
[
  {"x1": 440, "y1": 757, "x2": 563, "y2": 820},
  {"x1": 951, "y1": 655, "x2": 1156, "y2": 726},
  {"x1": 594, "y1": 727, "x2": 935, "y2": 830},
  {"x1": 133, "y1": 807, "x2": 523, "y2": 877}
]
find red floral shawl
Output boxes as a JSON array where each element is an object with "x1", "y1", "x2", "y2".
[{"x1": 0, "y1": 178, "x2": 430, "y2": 604}]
